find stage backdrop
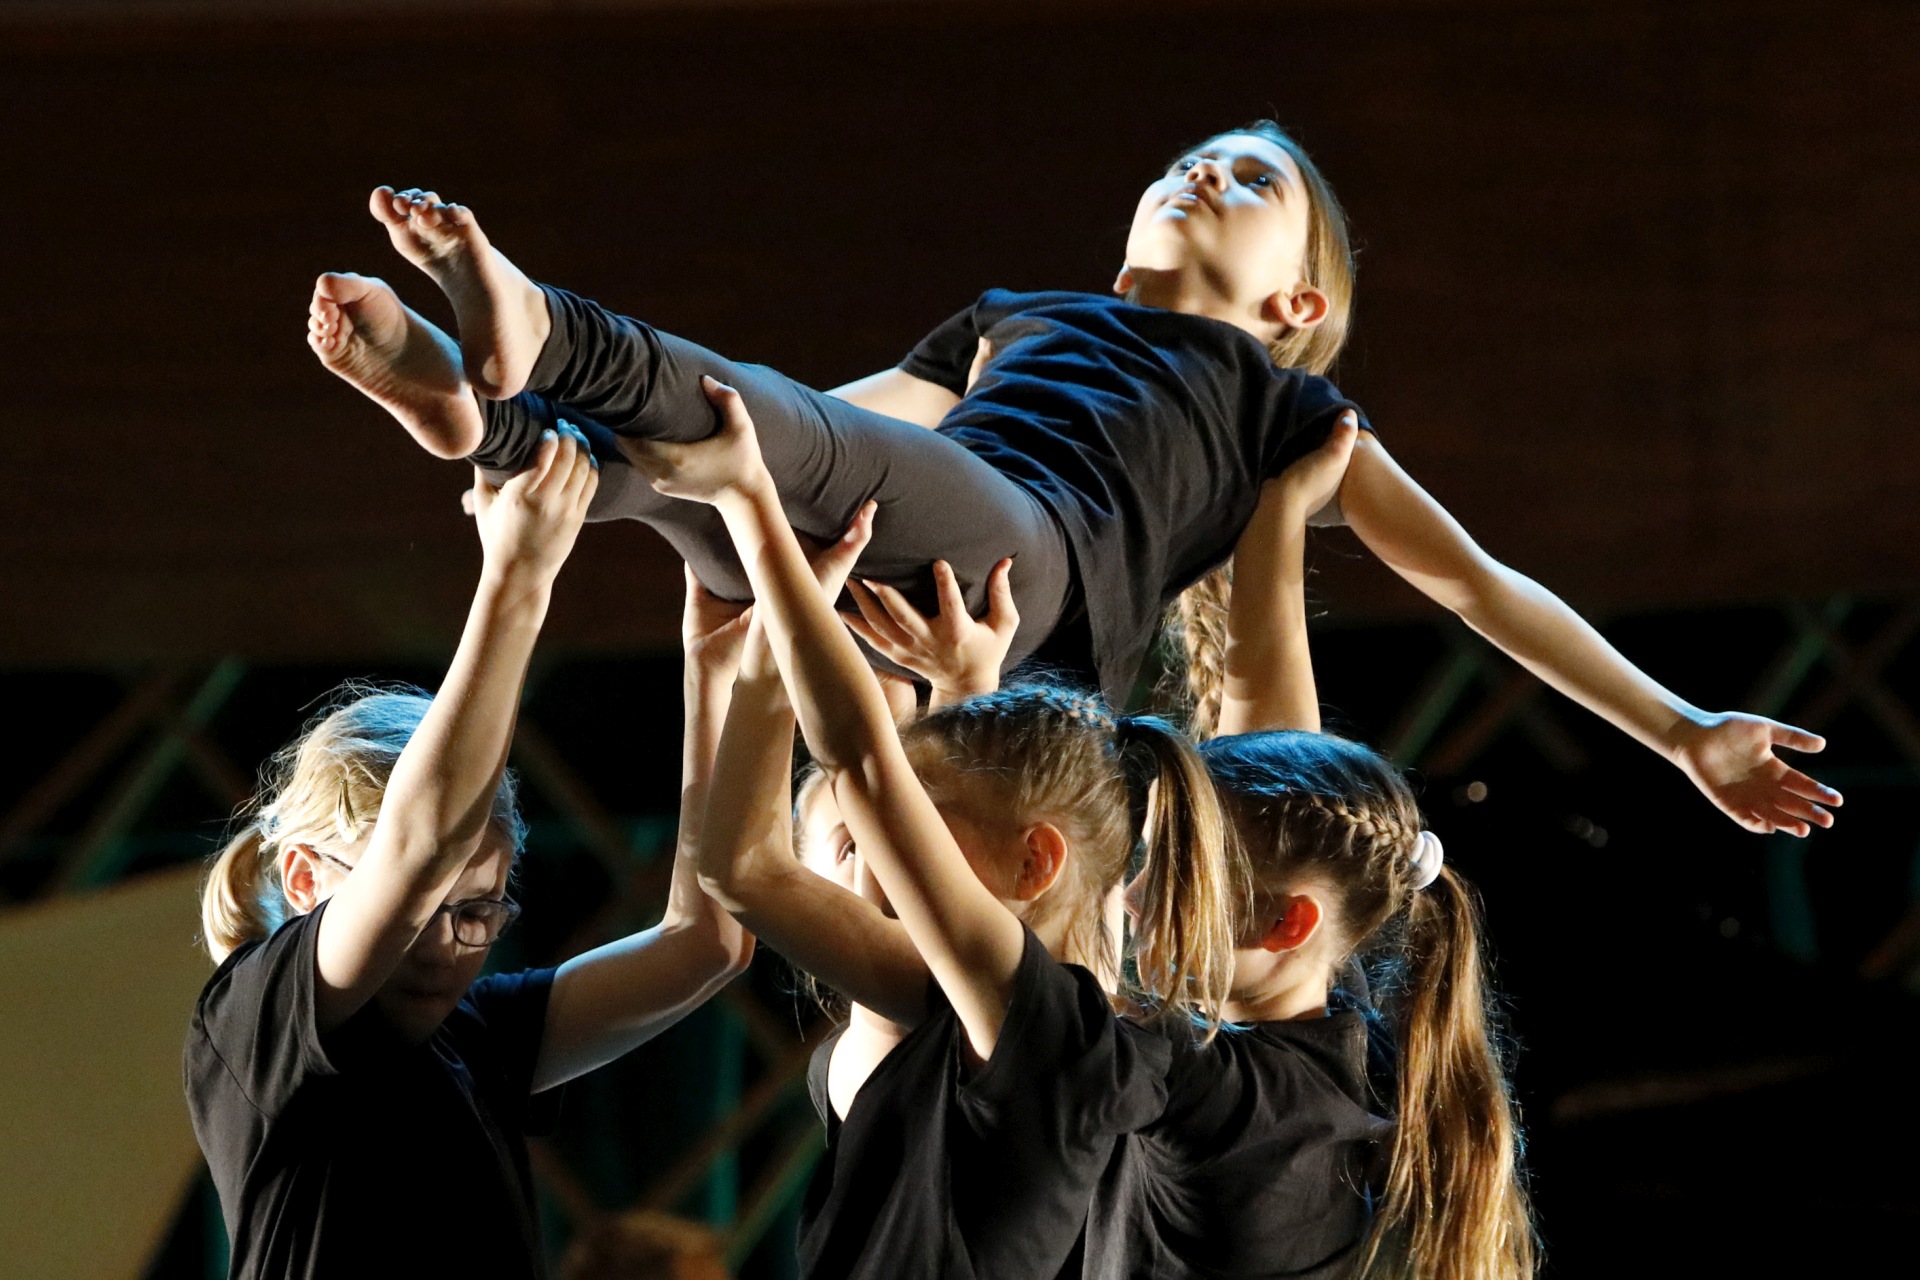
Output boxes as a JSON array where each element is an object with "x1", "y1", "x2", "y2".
[{"x1": 4, "y1": 0, "x2": 1916, "y2": 666}]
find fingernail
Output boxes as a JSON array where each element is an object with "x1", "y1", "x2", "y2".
[{"x1": 542, "y1": 429, "x2": 557, "y2": 441}]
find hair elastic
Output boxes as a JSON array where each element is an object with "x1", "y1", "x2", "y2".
[{"x1": 1408, "y1": 829, "x2": 1445, "y2": 891}]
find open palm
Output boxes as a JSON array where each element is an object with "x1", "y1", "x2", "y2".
[{"x1": 1671, "y1": 711, "x2": 1842, "y2": 837}]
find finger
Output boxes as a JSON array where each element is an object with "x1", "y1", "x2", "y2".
[
  {"x1": 460, "y1": 487, "x2": 476, "y2": 517},
  {"x1": 684, "y1": 562, "x2": 709, "y2": 604},
  {"x1": 701, "y1": 375, "x2": 755, "y2": 435},
  {"x1": 556, "y1": 418, "x2": 600, "y2": 471},
  {"x1": 515, "y1": 429, "x2": 561, "y2": 495},
  {"x1": 570, "y1": 453, "x2": 600, "y2": 510},
  {"x1": 985, "y1": 558, "x2": 1019, "y2": 635},
  {"x1": 864, "y1": 578, "x2": 935, "y2": 644},
  {"x1": 1769, "y1": 793, "x2": 1835, "y2": 830},
  {"x1": 932, "y1": 560, "x2": 969, "y2": 623},
  {"x1": 842, "y1": 610, "x2": 908, "y2": 663},
  {"x1": 1778, "y1": 765, "x2": 1843, "y2": 807},
  {"x1": 843, "y1": 500, "x2": 877, "y2": 556},
  {"x1": 1767, "y1": 720, "x2": 1826, "y2": 754},
  {"x1": 846, "y1": 580, "x2": 916, "y2": 651}
]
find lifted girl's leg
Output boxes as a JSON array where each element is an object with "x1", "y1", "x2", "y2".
[
  {"x1": 307, "y1": 271, "x2": 483, "y2": 459},
  {"x1": 369, "y1": 186, "x2": 550, "y2": 402}
]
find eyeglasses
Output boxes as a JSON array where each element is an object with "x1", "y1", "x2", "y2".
[{"x1": 306, "y1": 848, "x2": 522, "y2": 949}]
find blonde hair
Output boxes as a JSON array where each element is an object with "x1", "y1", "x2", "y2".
[
  {"x1": 900, "y1": 684, "x2": 1242, "y2": 1028},
  {"x1": 1164, "y1": 120, "x2": 1355, "y2": 739},
  {"x1": 200, "y1": 683, "x2": 527, "y2": 962},
  {"x1": 1201, "y1": 731, "x2": 1535, "y2": 1280}
]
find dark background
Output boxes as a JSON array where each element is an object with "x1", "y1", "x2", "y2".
[{"x1": 3, "y1": 1, "x2": 1917, "y2": 1276}]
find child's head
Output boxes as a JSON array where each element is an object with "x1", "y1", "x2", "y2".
[
  {"x1": 1121, "y1": 120, "x2": 1355, "y2": 376},
  {"x1": 900, "y1": 684, "x2": 1238, "y2": 1020},
  {"x1": 201, "y1": 685, "x2": 528, "y2": 1038},
  {"x1": 1201, "y1": 731, "x2": 1535, "y2": 1280}
]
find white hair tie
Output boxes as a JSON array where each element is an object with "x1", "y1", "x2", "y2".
[{"x1": 1408, "y1": 830, "x2": 1445, "y2": 891}]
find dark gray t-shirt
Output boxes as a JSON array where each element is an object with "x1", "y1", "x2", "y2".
[
  {"x1": 800, "y1": 928, "x2": 1172, "y2": 1280},
  {"x1": 1084, "y1": 1010, "x2": 1392, "y2": 1279},
  {"x1": 904, "y1": 290, "x2": 1369, "y2": 700},
  {"x1": 184, "y1": 903, "x2": 561, "y2": 1280}
]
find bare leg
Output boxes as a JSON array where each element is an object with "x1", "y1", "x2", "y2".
[
  {"x1": 306, "y1": 272, "x2": 483, "y2": 459},
  {"x1": 368, "y1": 185, "x2": 550, "y2": 401}
]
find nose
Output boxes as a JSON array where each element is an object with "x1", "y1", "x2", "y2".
[
  {"x1": 411, "y1": 912, "x2": 462, "y2": 967},
  {"x1": 1181, "y1": 157, "x2": 1227, "y2": 192}
]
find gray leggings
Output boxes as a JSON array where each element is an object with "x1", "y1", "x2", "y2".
[{"x1": 474, "y1": 287, "x2": 1078, "y2": 683}]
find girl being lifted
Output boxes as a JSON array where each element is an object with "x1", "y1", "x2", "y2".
[{"x1": 307, "y1": 121, "x2": 1839, "y2": 838}]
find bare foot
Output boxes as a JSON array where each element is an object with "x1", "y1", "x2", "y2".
[
  {"x1": 307, "y1": 272, "x2": 484, "y2": 459},
  {"x1": 369, "y1": 186, "x2": 550, "y2": 401}
]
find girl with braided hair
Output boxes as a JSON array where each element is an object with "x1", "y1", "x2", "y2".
[
  {"x1": 678, "y1": 386, "x2": 1239, "y2": 1280},
  {"x1": 1086, "y1": 420, "x2": 1531, "y2": 1279}
]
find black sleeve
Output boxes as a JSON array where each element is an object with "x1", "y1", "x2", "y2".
[
  {"x1": 898, "y1": 300, "x2": 982, "y2": 396},
  {"x1": 460, "y1": 966, "x2": 564, "y2": 1136},
  {"x1": 1266, "y1": 371, "x2": 1373, "y2": 477},
  {"x1": 955, "y1": 928, "x2": 1172, "y2": 1148},
  {"x1": 190, "y1": 905, "x2": 341, "y2": 1119}
]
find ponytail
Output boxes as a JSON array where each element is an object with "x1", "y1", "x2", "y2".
[
  {"x1": 200, "y1": 823, "x2": 285, "y2": 963},
  {"x1": 1360, "y1": 866, "x2": 1535, "y2": 1279},
  {"x1": 1199, "y1": 731, "x2": 1535, "y2": 1280},
  {"x1": 1118, "y1": 716, "x2": 1242, "y2": 1032}
]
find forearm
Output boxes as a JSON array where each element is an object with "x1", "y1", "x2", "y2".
[
  {"x1": 1217, "y1": 492, "x2": 1319, "y2": 736},
  {"x1": 1454, "y1": 563, "x2": 1699, "y2": 756},
  {"x1": 826, "y1": 368, "x2": 959, "y2": 428},
  {"x1": 715, "y1": 481, "x2": 900, "y2": 774},
  {"x1": 375, "y1": 567, "x2": 550, "y2": 877}
]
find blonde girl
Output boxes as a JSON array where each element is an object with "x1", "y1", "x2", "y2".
[
  {"x1": 675, "y1": 396, "x2": 1237, "y2": 1280},
  {"x1": 309, "y1": 123, "x2": 1835, "y2": 839},
  {"x1": 186, "y1": 431, "x2": 754, "y2": 1280}
]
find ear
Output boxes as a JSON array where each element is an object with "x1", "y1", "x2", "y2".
[
  {"x1": 1263, "y1": 283, "x2": 1330, "y2": 334},
  {"x1": 1112, "y1": 266, "x2": 1135, "y2": 297},
  {"x1": 1258, "y1": 893, "x2": 1324, "y2": 953},
  {"x1": 280, "y1": 844, "x2": 323, "y2": 914},
  {"x1": 1013, "y1": 822, "x2": 1070, "y2": 901}
]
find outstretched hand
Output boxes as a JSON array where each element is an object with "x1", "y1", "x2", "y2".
[
  {"x1": 471, "y1": 422, "x2": 598, "y2": 585},
  {"x1": 845, "y1": 558, "x2": 1018, "y2": 705},
  {"x1": 1670, "y1": 711, "x2": 1843, "y2": 837},
  {"x1": 617, "y1": 377, "x2": 772, "y2": 507}
]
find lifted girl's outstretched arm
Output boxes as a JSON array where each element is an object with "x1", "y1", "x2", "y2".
[
  {"x1": 529, "y1": 567, "x2": 759, "y2": 1090},
  {"x1": 1338, "y1": 433, "x2": 1842, "y2": 836},
  {"x1": 632, "y1": 379, "x2": 1029, "y2": 1063},
  {"x1": 313, "y1": 428, "x2": 596, "y2": 1031}
]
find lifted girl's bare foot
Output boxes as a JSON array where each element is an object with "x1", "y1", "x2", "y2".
[
  {"x1": 369, "y1": 186, "x2": 550, "y2": 400},
  {"x1": 307, "y1": 272, "x2": 484, "y2": 459}
]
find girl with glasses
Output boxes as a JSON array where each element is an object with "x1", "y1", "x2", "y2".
[{"x1": 185, "y1": 429, "x2": 754, "y2": 1280}]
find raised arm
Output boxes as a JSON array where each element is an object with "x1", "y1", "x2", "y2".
[
  {"x1": 314, "y1": 429, "x2": 595, "y2": 1031},
  {"x1": 1214, "y1": 414, "x2": 1359, "y2": 737},
  {"x1": 529, "y1": 568, "x2": 758, "y2": 1091},
  {"x1": 1339, "y1": 432, "x2": 1841, "y2": 836},
  {"x1": 627, "y1": 378, "x2": 1028, "y2": 1063}
]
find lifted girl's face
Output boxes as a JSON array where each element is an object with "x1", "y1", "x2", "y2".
[{"x1": 1122, "y1": 132, "x2": 1316, "y2": 320}]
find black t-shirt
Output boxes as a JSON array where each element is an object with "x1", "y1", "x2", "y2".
[
  {"x1": 902, "y1": 290, "x2": 1369, "y2": 700},
  {"x1": 184, "y1": 903, "x2": 562, "y2": 1280},
  {"x1": 1084, "y1": 1011, "x2": 1392, "y2": 1279},
  {"x1": 799, "y1": 928, "x2": 1172, "y2": 1280}
]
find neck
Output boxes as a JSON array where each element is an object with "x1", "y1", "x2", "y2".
[
  {"x1": 1221, "y1": 950, "x2": 1332, "y2": 1024},
  {"x1": 1125, "y1": 265, "x2": 1274, "y2": 343}
]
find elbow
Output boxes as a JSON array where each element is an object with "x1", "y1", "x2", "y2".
[
  {"x1": 1437, "y1": 556, "x2": 1511, "y2": 623},
  {"x1": 696, "y1": 867, "x2": 753, "y2": 917}
]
